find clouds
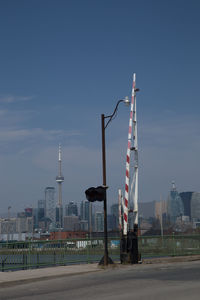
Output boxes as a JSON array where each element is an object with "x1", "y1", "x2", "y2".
[
  {"x1": 0, "y1": 104, "x2": 199, "y2": 214},
  {"x1": 0, "y1": 94, "x2": 80, "y2": 151},
  {"x1": 140, "y1": 115, "x2": 200, "y2": 149},
  {"x1": 0, "y1": 95, "x2": 34, "y2": 103},
  {"x1": 0, "y1": 128, "x2": 80, "y2": 143}
]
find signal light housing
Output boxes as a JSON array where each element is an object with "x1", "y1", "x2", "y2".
[{"x1": 85, "y1": 186, "x2": 107, "y2": 202}]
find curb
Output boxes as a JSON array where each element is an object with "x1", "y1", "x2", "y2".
[{"x1": 0, "y1": 264, "x2": 102, "y2": 288}]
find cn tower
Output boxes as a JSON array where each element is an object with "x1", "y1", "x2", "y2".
[{"x1": 56, "y1": 144, "x2": 64, "y2": 228}]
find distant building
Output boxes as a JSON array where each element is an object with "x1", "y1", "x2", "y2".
[
  {"x1": 17, "y1": 216, "x2": 33, "y2": 233},
  {"x1": 95, "y1": 212, "x2": 104, "y2": 232},
  {"x1": 25, "y1": 208, "x2": 33, "y2": 217},
  {"x1": 38, "y1": 199, "x2": 45, "y2": 222},
  {"x1": 63, "y1": 216, "x2": 80, "y2": 231},
  {"x1": 80, "y1": 200, "x2": 92, "y2": 231},
  {"x1": 17, "y1": 217, "x2": 27, "y2": 233},
  {"x1": 65, "y1": 201, "x2": 78, "y2": 216},
  {"x1": 0, "y1": 218, "x2": 17, "y2": 237},
  {"x1": 167, "y1": 182, "x2": 184, "y2": 223},
  {"x1": 0, "y1": 216, "x2": 34, "y2": 241},
  {"x1": 138, "y1": 201, "x2": 155, "y2": 219},
  {"x1": 110, "y1": 204, "x2": 119, "y2": 230},
  {"x1": 45, "y1": 187, "x2": 56, "y2": 224},
  {"x1": 80, "y1": 220, "x2": 88, "y2": 231},
  {"x1": 50, "y1": 231, "x2": 87, "y2": 240},
  {"x1": 191, "y1": 192, "x2": 200, "y2": 221},
  {"x1": 179, "y1": 192, "x2": 193, "y2": 218},
  {"x1": 107, "y1": 214, "x2": 116, "y2": 231},
  {"x1": 155, "y1": 200, "x2": 167, "y2": 221}
]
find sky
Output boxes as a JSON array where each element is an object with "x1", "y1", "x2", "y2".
[{"x1": 0, "y1": 0, "x2": 200, "y2": 214}]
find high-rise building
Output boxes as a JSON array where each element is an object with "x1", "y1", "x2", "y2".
[
  {"x1": 110, "y1": 203, "x2": 119, "y2": 230},
  {"x1": 167, "y1": 182, "x2": 184, "y2": 223},
  {"x1": 179, "y1": 192, "x2": 193, "y2": 219},
  {"x1": 107, "y1": 214, "x2": 116, "y2": 231},
  {"x1": 80, "y1": 200, "x2": 92, "y2": 232},
  {"x1": 45, "y1": 187, "x2": 56, "y2": 225},
  {"x1": 38, "y1": 199, "x2": 45, "y2": 221},
  {"x1": 65, "y1": 201, "x2": 78, "y2": 216},
  {"x1": 94, "y1": 212, "x2": 104, "y2": 232},
  {"x1": 38, "y1": 199, "x2": 45, "y2": 209},
  {"x1": 191, "y1": 192, "x2": 200, "y2": 221}
]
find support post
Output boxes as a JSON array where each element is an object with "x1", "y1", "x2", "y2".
[{"x1": 99, "y1": 114, "x2": 109, "y2": 266}]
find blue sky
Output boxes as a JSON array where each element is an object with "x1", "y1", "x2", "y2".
[{"x1": 0, "y1": 0, "x2": 200, "y2": 213}]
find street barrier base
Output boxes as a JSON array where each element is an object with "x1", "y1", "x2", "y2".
[
  {"x1": 99, "y1": 255, "x2": 114, "y2": 266},
  {"x1": 120, "y1": 231, "x2": 139, "y2": 264}
]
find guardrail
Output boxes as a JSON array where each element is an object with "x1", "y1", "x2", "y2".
[{"x1": 1, "y1": 235, "x2": 200, "y2": 271}]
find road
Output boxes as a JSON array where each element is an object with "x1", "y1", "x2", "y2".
[{"x1": 1, "y1": 260, "x2": 200, "y2": 299}]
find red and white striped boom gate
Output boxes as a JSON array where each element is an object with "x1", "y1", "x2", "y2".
[{"x1": 119, "y1": 73, "x2": 139, "y2": 264}]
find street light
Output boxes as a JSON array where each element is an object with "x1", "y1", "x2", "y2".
[{"x1": 99, "y1": 96, "x2": 130, "y2": 266}]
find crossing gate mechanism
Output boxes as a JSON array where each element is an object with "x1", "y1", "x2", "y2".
[{"x1": 119, "y1": 73, "x2": 140, "y2": 264}]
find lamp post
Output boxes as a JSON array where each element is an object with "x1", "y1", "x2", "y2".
[{"x1": 99, "y1": 97, "x2": 130, "y2": 266}]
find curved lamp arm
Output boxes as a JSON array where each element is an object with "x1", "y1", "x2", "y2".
[{"x1": 104, "y1": 97, "x2": 129, "y2": 129}]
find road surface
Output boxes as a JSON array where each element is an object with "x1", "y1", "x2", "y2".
[{"x1": 1, "y1": 260, "x2": 200, "y2": 299}]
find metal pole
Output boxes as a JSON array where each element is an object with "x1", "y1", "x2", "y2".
[
  {"x1": 118, "y1": 189, "x2": 122, "y2": 232},
  {"x1": 160, "y1": 196, "x2": 164, "y2": 245},
  {"x1": 132, "y1": 73, "x2": 139, "y2": 263},
  {"x1": 101, "y1": 113, "x2": 108, "y2": 266}
]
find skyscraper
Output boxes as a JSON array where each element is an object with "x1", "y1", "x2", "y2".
[
  {"x1": 95, "y1": 212, "x2": 104, "y2": 232},
  {"x1": 167, "y1": 182, "x2": 184, "y2": 223},
  {"x1": 65, "y1": 201, "x2": 78, "y2": 216},
  {"x1": 80, "y1": 200, "x2": 92, "y2": 232},
  {"x1": 45, "y1": 187, "x2": 56, "y2": 225},
  {"x1": 179, "y1": 192, "x2": 193, "y2": 218},
  {"x1": 110, "y1": 203, "x2": 119, "y2": 230},
  {"x1": 191, "y1": 192, "x2": 200, "y2": 221},
  {"x1": 36, "y1": 199, "x2": 45, "y2": 228}
]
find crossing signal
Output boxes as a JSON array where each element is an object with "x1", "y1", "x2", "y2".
[{"x1": 85, "y1": 186, "x2": 107, "y2": 202}]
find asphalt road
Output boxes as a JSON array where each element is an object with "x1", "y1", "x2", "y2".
[{"x1": 1, "y1": 261, "x2": 200, "y2": 300}]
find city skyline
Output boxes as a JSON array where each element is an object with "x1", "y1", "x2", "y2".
[{"x1": 0, "y1": 1, "x2": 200, "y2": 212}]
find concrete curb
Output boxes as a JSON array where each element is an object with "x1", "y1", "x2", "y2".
[
  {"x1": 142, "y1": 254, "x2": 200, "y2": 264},
  {"x1": 0, "y1": 264, "x2": 102, "y2": 288}
]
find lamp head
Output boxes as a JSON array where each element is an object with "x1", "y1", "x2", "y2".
[{"x1": 123, "y1": 96, "x2": 130, "y2": 106}]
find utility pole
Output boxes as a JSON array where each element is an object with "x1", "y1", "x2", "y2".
[{"x1": 99, "y1": 97, "x2": 130, "y2": 266}]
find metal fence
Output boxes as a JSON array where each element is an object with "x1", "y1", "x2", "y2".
[
  {"x1": 0, "y1": 237, "x2": 119, "y2": 271},
  {"x1": 139, "y1": 234, "x2": 200, "y2": 258},
  {"x1": 1, "y1": 235, "x2": 200, "y2": 271}
]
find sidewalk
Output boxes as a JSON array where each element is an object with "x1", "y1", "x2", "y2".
[
  {"x1": 0, "y1": 263, "x2": 101, "y2": 287},
  {"x1": 1, "y1": 255, "x2": 200, "y2": 288}
]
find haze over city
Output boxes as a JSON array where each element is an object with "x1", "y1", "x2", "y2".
[{"x1": 0, "y1": 0, "x2": 200, "y2": 214}]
